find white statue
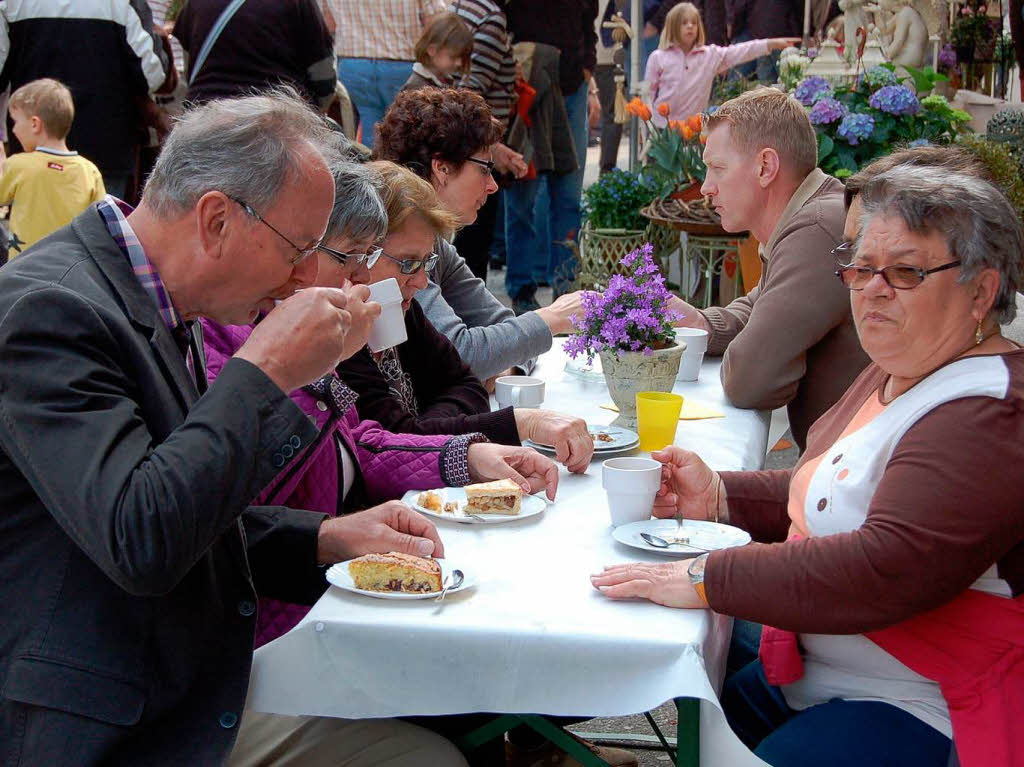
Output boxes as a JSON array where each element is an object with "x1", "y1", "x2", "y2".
[
  {"x1": 838, "y1": 0, "x2": 869, "y2": 64},
  {"x1": 870, "y1": 0, "x2": 930, "y2": 67}
]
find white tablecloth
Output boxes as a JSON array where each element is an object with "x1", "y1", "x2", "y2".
[{"x1": 247, "y1": 348, "x2": 770, "y2": 761}]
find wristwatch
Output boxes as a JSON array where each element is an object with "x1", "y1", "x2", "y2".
[{"x1": 687, "y1": 553, "x2": 709, "y2": 606}]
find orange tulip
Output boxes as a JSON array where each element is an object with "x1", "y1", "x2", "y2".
[
  {"x1": 687, "y1": 113, "x2": 702, "y2": 132},
  {"x1": 699, "y1": 133, "x2": 708, "y2": 145},
  {"x1": 681, "y1": 125, "x2": 695, "y2": 141},
  {"x1": 657, "y1": 102, "x2": 671, "y2": 117},
  {"x1": 639, "y1": 105, "x2": 653, "y2": 121}
]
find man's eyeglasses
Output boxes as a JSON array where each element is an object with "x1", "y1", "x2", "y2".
[
  {"x1": 465, "y1": 156, "x2": 495, "y2": 175},
  {"x1": 317, "y1": 244, "x2": 383, "y2": 269},
  {"x1": 228, "y1": 195, "x2": 321, "y2": 265},
  {"x1": 379, "y1": 250, "x2": 440, "y2": 275},
  {"x1": 833, "y1": 244, "x2": 962, "y2": 290}
]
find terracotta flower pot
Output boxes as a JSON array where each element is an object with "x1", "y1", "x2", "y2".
[
  {"x1": 599, "y1": 343, "x2": 685, "y2": 428},
  {"x1": 669, "y1": 182, "x2": 704, "y2": 202}
]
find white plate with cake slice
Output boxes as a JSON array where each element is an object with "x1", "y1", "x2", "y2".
[
  {"x1": 327, "y1": 555, "x2": 476, "y2": 600},
  {"x1": 402, "y1": 480, "x2": 545, "y2": 524}
]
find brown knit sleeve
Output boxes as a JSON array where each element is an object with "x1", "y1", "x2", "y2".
[
  {"x1": 705, "y1": 390, "x2": 1024, "y2": 634},
  {"x1": 719, "y1": 469, "x2": 792, "y2": 543}
]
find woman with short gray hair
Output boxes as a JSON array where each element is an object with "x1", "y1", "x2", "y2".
[{"x1": 592, "y1": 166, "x2": 1024, "y2": 766}]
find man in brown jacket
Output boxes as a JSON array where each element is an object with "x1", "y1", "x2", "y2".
[{"x1": 671, "y1": 88, "x2": 869, "y2": 451}]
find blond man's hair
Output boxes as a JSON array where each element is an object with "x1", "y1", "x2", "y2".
[
  {"x1": 660, "y1": 3, "x2": 706, "y2": 50},
  {"x1": 9, "y1": 78, "x2": 75, "y2": 139},
  {"x1": 705, "y1": 87, "x2": 817, "y2": 178},
  {"x1": 368, "y1": 160, "x2": 460, "y2": 239}
]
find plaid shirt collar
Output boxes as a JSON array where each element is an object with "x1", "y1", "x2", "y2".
[{"x1": 97, "y1": 196, "x2": 188, "y2": 340}]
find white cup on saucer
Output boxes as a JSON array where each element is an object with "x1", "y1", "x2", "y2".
[
  {"x1": 674, "y1": 327, "x2": 709, "y2": 382},
  {"x1": 366, "y1": 278, "x2": 407, "y2": 352},
  {"x1": 602, "y1": 457, "x2": 661, "y2": 527},
  {"x1": 495, "y1": 375, "x2": 545, "y2": 408}
]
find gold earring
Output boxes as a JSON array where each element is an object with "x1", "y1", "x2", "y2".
[{"x1": 975, "y1": 319, "x2": 984, "y2": 345}]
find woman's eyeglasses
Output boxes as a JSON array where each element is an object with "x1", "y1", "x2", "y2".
[
  {"x1": 228, "y1": 195, "x2": 321, "y2": 265},
  {"x1": 378, "y1": 251, "x2": 440, "y2": 275},
  {"x1": 465, "y1": 156, "x2": 495, "y2": 175},
  {"x1": 317, "y1": 244, "x2": 383, "y2": 269},
  {"x1": 832, "y1": 243, "x2": 962, "y2": 290}
]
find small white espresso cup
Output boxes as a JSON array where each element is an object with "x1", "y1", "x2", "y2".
[
  {"x1": 675, "y1": 327, "x2": 709, "y2": 382},
  {"x1": 366, "y1": 278, "x2": 407, "y2": 353},
  {"x1": 602, "y1": 457, "x2": 662, "y2": 527},
  {"x1": 495, "y1": 375, "x2": 545, "y2": 408}
]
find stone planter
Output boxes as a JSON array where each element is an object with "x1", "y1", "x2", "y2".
[{"x1": 599, "y1": 343, "x2": 685, "y2": 428}]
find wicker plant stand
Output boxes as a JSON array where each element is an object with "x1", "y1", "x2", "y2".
[
  {"x1": 642, "y1": 198, "x2": 747, "y2": 309},
  {"x1": 574, "y1": 221, "x2": 664, "y2": 290}
]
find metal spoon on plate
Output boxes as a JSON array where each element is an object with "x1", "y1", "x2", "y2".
[
  {"x1": 640, "y1": 533, "x2": 710, "y2": 553},
  {"x1": 434, "y1": 569, "x2": 465, "y2": 602}
]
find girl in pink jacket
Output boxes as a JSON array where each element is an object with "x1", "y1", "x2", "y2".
[{"x1": 645, "y1": 3, "x2": 799, "y2": 123}]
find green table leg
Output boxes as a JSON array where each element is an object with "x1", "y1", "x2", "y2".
[{"x1": 675, "y1": 698, "x2": 700, "y2": 767}]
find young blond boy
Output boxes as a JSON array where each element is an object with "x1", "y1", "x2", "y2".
[{"x1": 0, "y1": 79, "x2": 105, "y2": 260}]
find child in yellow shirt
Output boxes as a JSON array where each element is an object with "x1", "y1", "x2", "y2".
[{"x1": 1, "y1": 78, "x2": 105, "y2": 260}]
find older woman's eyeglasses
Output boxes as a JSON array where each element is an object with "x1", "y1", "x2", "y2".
[
  {"x1": 832, "y1": 243, "x2": 962, "y2": 290},
  {"x1": 379, "y1": 251, "x2": 440, "y2": 275},
  {"x1": 317, "y1": 244, "x2": 383, "y2": 269},
  {"x1": 228, "y1": 195, "x2": 321, "y2": 265}
]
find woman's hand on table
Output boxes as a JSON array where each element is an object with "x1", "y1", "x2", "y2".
[
  {"x1": 651, "y1": 446, "x2": 725, "y2": 522},
  {"x1": 316, "y1": 500, "x2": 445, "y2": 564},
  {"x1": 591, "y1": 561, "x2": 706, "y2": 608},
  {"x1": 535, "y1": 291, "x2": 588, "y2": 336},
  {"x1": 513, "y1": 408, "x2": 595, "y2": 472},
  {"x1": 467, "y1": 443, "x2": 560, "y2": 500}
]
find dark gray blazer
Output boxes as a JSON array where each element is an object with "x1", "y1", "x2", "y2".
[{"x1": 0, "y1": 207, "x2": 325, "y2": 765}]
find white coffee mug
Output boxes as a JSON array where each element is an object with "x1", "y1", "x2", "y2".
[
  {"x1": 602, "y1": 457, "x2": 661, "y2": 527},
  {"x1": 495, "y1": 375, "x2": 545, "y2": 408},
  {"x1": 675, "y1": 327, "x2": 709, "y2": 382},
  {"x1": 366, "y1": 278, "x2": 407, "y2": 353}
]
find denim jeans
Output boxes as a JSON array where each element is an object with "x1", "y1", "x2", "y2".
[
  {"x1": 504, "y1": 79, "x2": 589, "y2": 299},
  {"x1": 336, "y1": 58, "x2": 413, "y2": 147},
  {"x1": 722, "y1": 661, "x2": 953, "y2": 767}
]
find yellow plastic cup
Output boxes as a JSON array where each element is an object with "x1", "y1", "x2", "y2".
[{"x1": 636, "y1": 391, "x2": 684, "y2": 452}]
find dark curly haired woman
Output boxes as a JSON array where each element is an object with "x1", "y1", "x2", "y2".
[{"x1": 373, "y1": 88, "x2": 588, "y2": 388}]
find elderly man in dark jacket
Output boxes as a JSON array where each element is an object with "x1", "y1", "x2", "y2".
[{"x1": 0, "y1": 91, "x2": 466, "y2": 766}]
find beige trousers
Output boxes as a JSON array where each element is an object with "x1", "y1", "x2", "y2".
[{"x1": 227, "y1": 710, "x2": 470, "y2": 767}]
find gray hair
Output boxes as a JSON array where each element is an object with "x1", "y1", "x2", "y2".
[
  {"x1": 857, "y1": 165, "x2": 1023, "y2": 324},
  {"x1": 319, "y1": 133, "x2": 388, "y2": 244},
  {"x1": 142, "y1": 88, "x2": 331, "y2": 217}
]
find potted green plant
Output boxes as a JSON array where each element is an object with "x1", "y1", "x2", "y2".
[
  {"x1": 951, "y1": 0, "x2": 998, "y2": 61},
  {"x1": 564, "y1": 244, "x2": 684, "y2": 427},
  {"x1": 578, "y1": 169, "x2": 658, "y2": 289}
]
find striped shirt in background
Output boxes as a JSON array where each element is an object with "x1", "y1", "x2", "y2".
[
  {"x1": 329, "y1": 0, "x2": 448, "y2": 60},
  {"x1": 453, "y1": 0, "x2": 516, "y2": 130},
  {"x1": 146, "y1": 0, "x2": 185, "y2": 75}
]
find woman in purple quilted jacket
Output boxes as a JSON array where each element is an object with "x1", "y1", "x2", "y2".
[{"x1": 203, "y1": 153, "x2": 559, "y2": 648}]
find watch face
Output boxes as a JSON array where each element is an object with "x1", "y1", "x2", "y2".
[{"x1": 687, "y1": 552, "x2": 709, "y2": 581}]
